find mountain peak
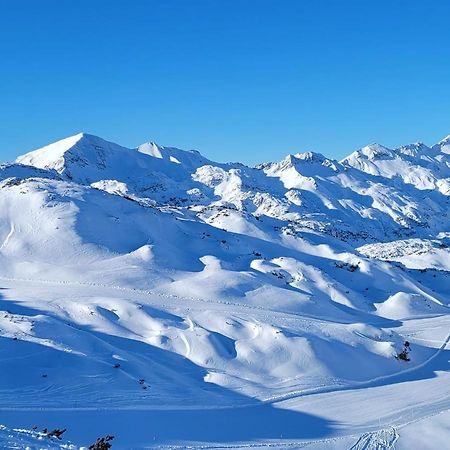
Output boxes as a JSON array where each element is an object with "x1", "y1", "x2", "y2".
[
  {"x1": 14, "y1": 132, "x2": 215, "y2": 193},
  {"x1": 16, "y1": 133, "x2": 126, "y2": 174},
  {"x1": 137, "y1": 141, "x2": 163, "y2": 158},
  {"x1": 361, "y1": 143, "x2": 393, "y2": 157},
  {"x1": 293, "y1": 151, "x2": 328, "y2": 162},
  {"x1": 395, "y1": 142, "x2": 432, "y2": 157},
  {"x1": 342, "y1": 143, "x2": 394, "y2": 165}
]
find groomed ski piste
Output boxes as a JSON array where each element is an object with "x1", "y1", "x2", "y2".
[{"x1": 0, "y1": 133, "x2": 448, "y2": 449}]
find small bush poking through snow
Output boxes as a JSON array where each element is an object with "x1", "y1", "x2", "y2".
[
  {"x1": 334, "y1": 262, "x2": 359, "y2": 272},
  {"x1": 396, "y1": 341, "x2": 411, "y2": 362},
  {"x1": 43, "y1": 427, "x2": 67, "y2": 440},
  {"x1": 88, "y1": 435, "x2": 114, "y2": 449}
]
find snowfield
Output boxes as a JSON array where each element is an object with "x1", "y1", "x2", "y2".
[{"x1": 0, "y1": 133, "x2": 448, "y2": 449}]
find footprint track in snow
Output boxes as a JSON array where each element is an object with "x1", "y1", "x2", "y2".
[{"x1": 350, "y1": 427, "x2": 399, "y2": 450}]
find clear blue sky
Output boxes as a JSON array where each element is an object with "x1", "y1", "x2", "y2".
[{"x1": 1, "y1": 0, "x2": 450, "y2": 165}]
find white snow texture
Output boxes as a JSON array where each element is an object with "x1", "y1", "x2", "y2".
[{"x1": 0, "y1": 132, "x2": 449, "y2": 449}]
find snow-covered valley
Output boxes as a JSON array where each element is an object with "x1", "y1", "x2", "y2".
[{"x1": 0, "y1": 133, "x2": 449, "y2": 449}]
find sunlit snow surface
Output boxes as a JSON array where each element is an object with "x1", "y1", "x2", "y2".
[{"x1": 0, "y1": 133, "x2": 449, "y2": 449}]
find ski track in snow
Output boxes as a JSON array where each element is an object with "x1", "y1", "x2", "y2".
[
  {"x1": 263, "y1": 329, "x2": 450, "y2": 404},
  {"x1": 349, "y1": 427, "x2": 399, "y2": 450},
  {"x1": 0, "y1": 275, "x2": 397, "y2": 326},
  {"x1": 0, "y1": 222, "x2": 14, "y2": 251}
]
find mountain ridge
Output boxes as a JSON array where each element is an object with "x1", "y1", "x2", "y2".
[
  {"x1": 6, "y1": 132, "x2": 450, "y2": 245},
  {"x1": 15, "y1": 131, "x2": 450, "y2": 167}
]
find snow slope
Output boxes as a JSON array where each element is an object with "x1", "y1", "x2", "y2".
[{"x1": 0, "y1": 133, "x2": 448, "y2": 449}]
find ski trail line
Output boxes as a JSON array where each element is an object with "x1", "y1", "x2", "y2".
[{"x1": 0, "y1": 222, "x2": 14, "y2": 251}]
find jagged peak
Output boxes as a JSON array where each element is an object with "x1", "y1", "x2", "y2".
[
  {"x1": 260, "y1": 151, "x2": 340, "y2": 178},
  {"x1": 397, "y1": 141, "x2": 426, "y2": 150},
  {"x1": 137, "y1": 141, "x2": 163, "y2": 158},
  {"x1": 137, "y1": 141, "x2": 209, "y2": 169},
  {"x1": 395, "y1": 142, "x2": 432, "y2": 157},
  {"x1": 293, "y1": 151, "x2": 328, "y2": 162},
  {"x1": 276, "y1": 151, "x2": 332, "y2": 167},
  {"x1": 342, "y1": 143, "x2": 394, "y2": 164},
  {"x1": 360, "y1": 143, "x2": 393, "y2": 156}
]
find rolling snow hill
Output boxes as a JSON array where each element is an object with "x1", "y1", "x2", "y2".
[{"x1": 0, "y1": 133, "x2": 449, "y2": 449}]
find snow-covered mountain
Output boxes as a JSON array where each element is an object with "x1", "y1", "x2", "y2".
[{"x1": 0, "y1": 133, "x2": 449, "y2": 449}]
